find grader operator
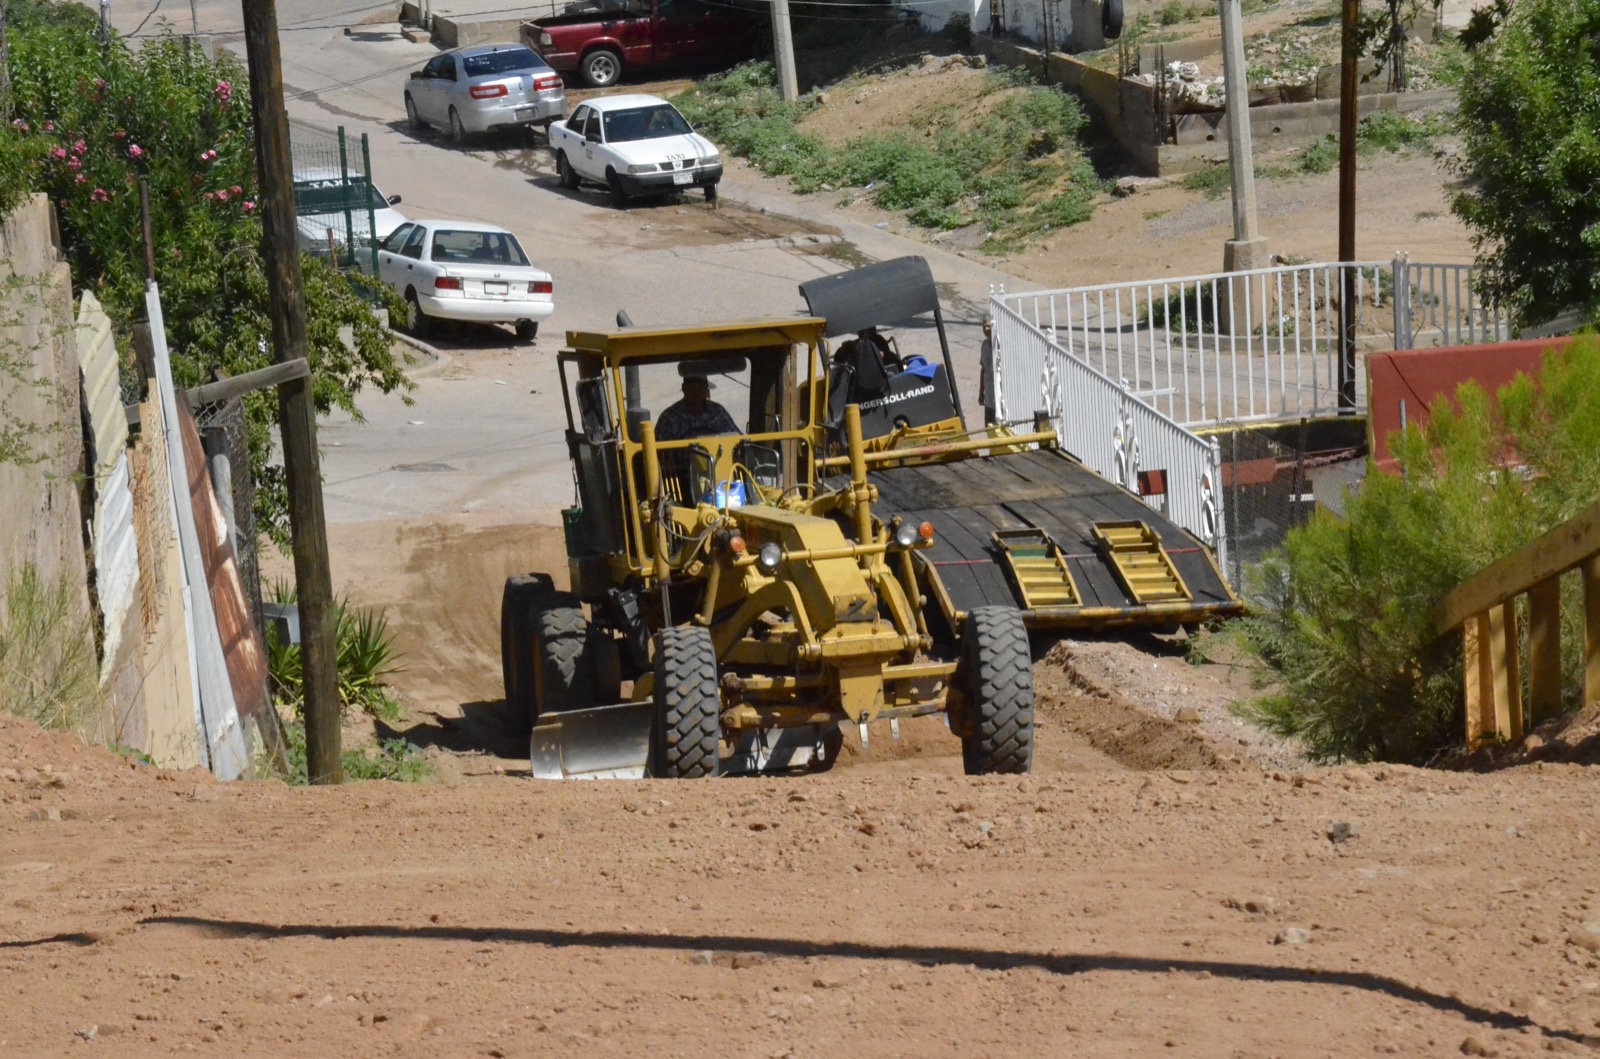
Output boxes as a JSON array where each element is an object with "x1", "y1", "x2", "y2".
[{"x1": 501, "y1": 317, "x2": 1035, "y2": 779}]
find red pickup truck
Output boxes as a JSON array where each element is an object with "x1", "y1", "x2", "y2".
[{"x1": 520, "y1": 0, "x2": 759, "y2": 88}]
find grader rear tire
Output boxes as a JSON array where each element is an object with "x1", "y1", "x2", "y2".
[
  {"x1": 501, "y1": 574, "x2": 554, "y2": 733},
  {"x1": 958, "y1": 606, "x2": 1034, "y2": 775},
  {"x1": 533, "y1": 592, "x2": 593, "y2": 718},
  {"x1": 652, "y1": 625, "x2": 720, "y2": 778}
]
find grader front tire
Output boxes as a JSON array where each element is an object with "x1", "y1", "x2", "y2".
[
  {"x1": 652, "y1": 626, "x2": 720, "y2": 778},
  {"x1": 958, "y1": 606, "x2": 1035, "y2": 775}
]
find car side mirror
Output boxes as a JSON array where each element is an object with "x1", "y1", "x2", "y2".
[
  {"x1": 410, "y1": 70, "x2": 423, "y2": 79},
  {"x1": 387, "y1": 194, "x2": 402, "y2": 205},
  {"x1": 585, "y1": 130, "x2": 601, "y2": 143}
]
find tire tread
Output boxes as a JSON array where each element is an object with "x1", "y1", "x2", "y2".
[{"x1": 958, "y1": 606, "x2": 1034, "y2": 775}]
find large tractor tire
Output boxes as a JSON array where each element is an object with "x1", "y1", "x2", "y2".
[
  {"x1": 533, "y1": 591, "x2": 594, "y2": 718},
  {"x1": 1102, "y1": 0, "x2": 1124, "y2": 40},
  {"x1": 501, "y1": 574, "x2": 554, "y2": 732},
  {"x1": 651, "y1": 625, "x2": 720, "y2": 778},
  {"x1": 957, "y1": 606, "x2": 1034, "y2": 775}
]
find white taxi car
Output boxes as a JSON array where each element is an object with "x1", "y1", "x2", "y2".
[
  {"x1": 547, "y1": 93, "x2": 721, "y2": 207},
  {"x1": 293, "y1": 169, "x2": 407, "y2": 264},
  {"x1": 375, "y1": 220, "x2": 554, "y2": 340}
]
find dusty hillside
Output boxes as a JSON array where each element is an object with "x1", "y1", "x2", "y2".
[{"x1": 772, "y1": 55, "x2": 1473, "y2": 286}]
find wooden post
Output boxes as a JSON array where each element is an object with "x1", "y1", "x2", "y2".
[
  {"x1": 1464, "y1": 614, "x2": 1489, "y2": 747},
  {"x1": 240, "y1": 0, "x2": 343, "y2": 783},
  {"x1": 1528, "y1": 575, "x2": 1562, "y2": 724},
  {"x1": 1586, "y1": 555, "x2": 1600, "y2": 709},
  {"x1": 1490, "y1": 602, "x2": 1522, "y2": 742}
]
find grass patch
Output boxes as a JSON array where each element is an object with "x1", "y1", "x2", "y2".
[
  {"x1": 1181, "y1": 165, "x2": 1232, "y2": 199},
  {"x1": 676, "y1": 61, "x2": 1104, "y2": 250},
  {"x1": 0, "y1": 562, "x2": 100, "y2": 734},
  {"x1": 277, "y1": 713, "x2": 432, "y2": 784},
  {"x1": 1295, "y1": 110, "x2": 1452, "y2": 175}
]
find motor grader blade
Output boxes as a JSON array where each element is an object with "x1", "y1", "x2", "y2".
[{"x1": 529, "y1": 702, "x2": 654, "y2": 780}]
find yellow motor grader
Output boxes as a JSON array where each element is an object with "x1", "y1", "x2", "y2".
[{"x1": 502, "y1": 317, "x2": 1034, "y2": 778}]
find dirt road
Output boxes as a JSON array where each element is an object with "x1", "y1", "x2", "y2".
[{"x1": 7, "y1": 702, "x2": 1600, "y2": 1057}]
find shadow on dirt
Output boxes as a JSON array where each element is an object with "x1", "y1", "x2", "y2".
[
  {"x1": 140, "y1": 915, "x2": 1593, "y2": 1046},
  {"x1": 376, "y1": 700, "x2": 527, "y2": 761}
]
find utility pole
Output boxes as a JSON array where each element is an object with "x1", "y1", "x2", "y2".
[
  {"x1": 770, "y1": 0, "x2": 798, "y2": 103},
  {"x1": 1337, "y1": 0, "x2": 1359, "y2": 412},
  {"x1": 1219, "y1": 0, "x2": 1267, "y2": 333},
  {"x1": 239, "y1": 0, "x2": 343, "y2": 782}
]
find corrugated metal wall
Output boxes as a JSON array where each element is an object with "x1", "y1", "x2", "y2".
[{"x1": 75, "y1": 292, "x2": 140, "y2": 683}]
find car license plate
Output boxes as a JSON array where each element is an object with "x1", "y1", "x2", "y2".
[
  {"x1": 483, "y1": 281, "x2": 509, "y2": 296},
  {"x1": 515, "y1": 107, "x2": 535, "y2": 121},
  {"x1": 672, "y1": 171, "x2": 693, "y2": 186}
]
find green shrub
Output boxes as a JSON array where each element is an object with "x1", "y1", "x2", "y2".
[
  {"x1": 1300, "y1": 136, "x2": 1338, "y2": 174},
  {"x1": 265, "y1": 580, "x2": 404, "y2": 720},
  {"x1": 1144, "y1": 284, "x2": 1219, "y2": 332},
  {"x1": 1232, "y1": 335, "x2": 1600, "y2": 763}
]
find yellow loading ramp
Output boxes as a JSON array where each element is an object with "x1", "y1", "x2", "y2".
[
  {"x1": 991, "y1": 528, "x2": 1081, "y2": 609},
  {"x1": 1092, "y1": 520, "x2": 1193, "y2": 605}
]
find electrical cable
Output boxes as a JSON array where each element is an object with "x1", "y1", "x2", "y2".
[{"x1": 126, "y1": 0, "x2": 168, "y2": 39}]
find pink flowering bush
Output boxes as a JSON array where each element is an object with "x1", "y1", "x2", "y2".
[{"x1": 4, "y1": 0, "x2": 410, "y2": 545}]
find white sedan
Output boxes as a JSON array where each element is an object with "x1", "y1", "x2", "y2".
[
  {"x1": 547, "y1": 93, "x2": 722, "y2": 207},
  {"x1": 375, "y1": 220, "x2": 554, "y2": 340}
]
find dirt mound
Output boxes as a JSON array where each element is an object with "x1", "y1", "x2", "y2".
[
  {"x1": 1035, "y1": 639, "x2": 1239, "y2": 772},
  {"x1": 0, "y1": 710, "x2": 216, "y2": 821}
]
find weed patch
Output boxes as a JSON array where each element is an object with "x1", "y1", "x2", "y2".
[
  {"x1": 277, "y1": 713, "x2": 432, "y2": 784},
  {"x1": 676, "y1": 62, "x2": 1103, "y2": 249},
  {"x1": 0, "y1": 563, "x2": 100, "y2": 734}
]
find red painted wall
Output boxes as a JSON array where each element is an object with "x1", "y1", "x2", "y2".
[{"x1": 1366, "y1": 337, "x2": 1571, "y2": 474}]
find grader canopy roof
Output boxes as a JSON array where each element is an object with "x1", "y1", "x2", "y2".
[{"x1": 564, "y1": 318, "x2": 826, "y2": 361}]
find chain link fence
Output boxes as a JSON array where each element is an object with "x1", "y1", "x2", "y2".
[
  {"x1": 194, "y1": 397, "x2": 263, "y2": 636},
  {"x1": 1204, "y1": 421, "x2": 1374, "y2": 599},
  {"x1": 288, "y1": 117, "x2": 382, "y2": 275}
]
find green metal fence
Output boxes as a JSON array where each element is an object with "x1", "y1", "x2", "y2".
[{"x1": 287, "y1": 118, "x2": 381, "y2": 275}]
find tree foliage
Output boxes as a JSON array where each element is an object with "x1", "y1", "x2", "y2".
[
  {"x1": 3, "y1": 1, "x2": 409, "y2": 543},
  {"x1": 1451, "y1": 0, "x2": 1600, "y2": 329},
  {"x1": 1232, "y1": 336, "x2": 1600, "y2": 764}
]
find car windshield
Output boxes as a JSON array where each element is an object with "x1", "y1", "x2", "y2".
[
  {"x1": 461, "y1": 47, "x2": 544, "y2": 77},
  {"x1": 602, "y1": 104, "x2": 691, "y2": 143},
  {"x1": 293, "y1": 179, "x2": 389, "y2": 213},
  {"x1": 429, "y1": 229, "x2": 531, "y2": 266}
]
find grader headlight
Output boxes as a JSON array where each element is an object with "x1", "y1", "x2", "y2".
[
  {"x1": 757, "y1": 541, "x2": 782, "y2": 574},
  {"x1": 893, "y1": 521, "x2": 920, "y2": 549}
]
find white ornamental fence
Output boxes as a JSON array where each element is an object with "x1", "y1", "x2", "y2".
[{"x1": 990, "y1": 257, "x2": 1512, "y2": 572}]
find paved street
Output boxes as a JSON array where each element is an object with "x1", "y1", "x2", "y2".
[{"x1": 108, "y1": 0, "x2": 1017, "y2": 526}]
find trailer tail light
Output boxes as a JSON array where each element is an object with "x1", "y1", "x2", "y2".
[
  {"x1": 470, "y1": 83, "x2": 508, "y2": 99},
  {"x1": 434, "y1": 276, "x2": 462, "y2": 290},
  {"x1": 529, "y1": 280, "x2": 553, "y2": 294},
  {"x1": 533, "y1": 74, "x2": 562, "y2": 92}
]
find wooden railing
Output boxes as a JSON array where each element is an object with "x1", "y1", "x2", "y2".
[{"x1": 1434, "y1": 502, "x2": 1600, "y2": 745}]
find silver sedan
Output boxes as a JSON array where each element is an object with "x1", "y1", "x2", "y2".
[{"x1": 403, "y1": 44, "x2": 567, "y2": 144}]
